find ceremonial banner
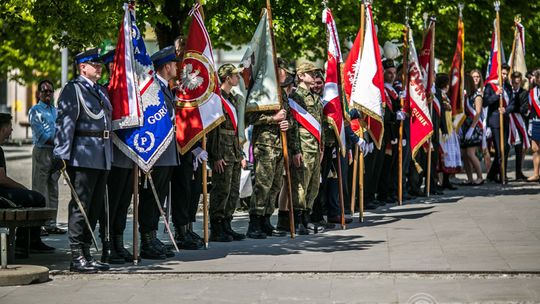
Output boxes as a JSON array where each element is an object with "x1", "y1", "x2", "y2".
[
  {"x1": 110, "y1": 3, "x2": 174, "y2": 173},
  {"x1": 233, "y1": 8, "x2": 279, "y2": 143},
  {"x1": 419, "y1": 19, "x2": 435, "y2": 94},
  {"x1": 322, "y1": 7, "x2": 346, "y2": 154},
  {"x1": 109, "y1": 3, "x2": 143, "y2": 130},
  {"x1": 342, "y1": 16, "x2": 364, "y2": 136},
  {"x1": 485, "y1": 20, "x2": 501, "y2": 85},
  {"x1": 449, "y1": 15, "x2": 464, "y2": 117},
  {"x1": 509, "y1": 20, "x2": 527, "y2": 84},
  {"x1": 349, "y1": 3, "x2": 385, "y2": 149},
  {"x1": 176, "y1": 4, "x2": 225, "y2": 154},
  {"x1": 407, "y1": 29, "x2": 433, "y2": 159}
]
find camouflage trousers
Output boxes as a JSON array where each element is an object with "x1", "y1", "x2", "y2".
[
  {"x1": 291, "y1": 149, "x2": 321, "y2": 211},
  {"x1": 209, "y1": 160, "x2": 241, "y2": 220},
  {"x1": 250, "y1": 144, "x2": 284, "y2": 216}
]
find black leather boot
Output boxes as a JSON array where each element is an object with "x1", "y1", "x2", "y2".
[
  {"x1": 113, "y1": 234, "x2": 134, "y2": 262},
  {"x1": 223, "y1": 217, "x2": 245, "y2": 240},
  {"x1": 83, "y1": 245, "x2": 110, "y2": 271},
  {"x1": 261, "y1": 214, "x2": 287, "y2": 237},
  {"x1": 210, "y1": 219, "x2": 233, "y2": 242},
  {"x1": 101, "y1": 240, "x2": 125, "y2": 264},
  {"x1": 187, "y1": 224, "x2": 204, "y2": 248},
  {"x1": 70, "y1": 245, "x2": 98, "y2": 273},
  {"x1": 246, "y1": 215, "x2": 267, "y2": 239},
  {"x1": 151, "y1": 231, "x2": 175, "y2": 257},
  {"x1": 140, "y1": 232, "x2": 166, "y2": 260},
  {"x1": 175, "y1": 225, "x2": 201, "y2": 250},
  {"x1": 276, "y1": 210, "x2": 290, "y2": 233}
]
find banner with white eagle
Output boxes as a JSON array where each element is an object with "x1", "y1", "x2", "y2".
[{"x1": 175, "y1": 4, "x2": 226, "y2": 154}]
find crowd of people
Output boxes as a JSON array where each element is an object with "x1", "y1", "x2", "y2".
[{"x1": 0, "y1": 39, "x2": 539, "y2": 273}]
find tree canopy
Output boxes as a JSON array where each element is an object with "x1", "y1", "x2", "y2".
[{"x1": 1, "y1": 0, "x2": 538, "y2": 85}]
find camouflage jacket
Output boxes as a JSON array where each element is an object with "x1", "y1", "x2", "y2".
[
  {"x1": 207, "y1": 89, "x2": 242, "y2": 162},
  {"x1": 289, "y1": 86, "x2": 324, "y2": 154}
]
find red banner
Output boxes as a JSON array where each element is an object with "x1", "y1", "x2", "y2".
[{"x1": 449, "y1": 17, "x2": 464, "y2": 116}]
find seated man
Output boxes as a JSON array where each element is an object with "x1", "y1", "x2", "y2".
[{"x1": 0, "y1": 113, "x2": 54, "y2": 257}]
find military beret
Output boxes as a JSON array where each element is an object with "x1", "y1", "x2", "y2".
[
  {"x1": 382, "y1": 59, "x2": 396, "y2": 70},
  {"x1": 75, "y1": 48, "x2": 102, "y2": 64},
  {"x1": 151, "y1": 45, "x2": 181, "y2": 68},
  {"x1": 296, "y1": 61, "x2": 321, "y2": 75},
  {"x1": 218, "y1": 63, "x2": 243, "y2": 80},
  {"x1": 101, "y1": 49, "x2": 116, "y2": 65}
]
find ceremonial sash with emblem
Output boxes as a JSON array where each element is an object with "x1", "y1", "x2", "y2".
[
  {"x1": 383, "y1": 83, "x2": 397, "y2": 112},
  {"x1": 530, "y1": 87, "x2": 540, "y2": 118},
  {"x1": 289, "y1": 98, "x2": 321, "y2": 143}
]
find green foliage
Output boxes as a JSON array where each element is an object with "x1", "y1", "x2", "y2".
[{"x1": 1, "y1": 0, "x2": 539, "y2": 86}]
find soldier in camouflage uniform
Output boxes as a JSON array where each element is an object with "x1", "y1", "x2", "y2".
[
  {"x1": 246, "y1": 58, "x2": 299, "y2": 239},
  {"x1": 208, "y1": 64, "x2": 246, "y2": 242},
  {"x1": 289, "y1": 62, "x2": 324, "y2": 235}
]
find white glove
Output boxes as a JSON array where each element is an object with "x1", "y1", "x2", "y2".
[
  {"x1": 356, "y1": 138, "x2": 367, "y2": 153},
  {"x1": 402, "y1": 139, "x2": 407, "y2": 147},
  {"x1": 396, "y1": 110, "x2": 406, "y2": 121},
  {"x1": 528, "y1": 123, "x2": 533, "y2": 137},
  {"x1": 368, "y1": 142, "x2": 374, "y2": 154},
  {"x1": 465, "y1": 128, "x2": 474, "y2": 140},
  {"x1": 192, "y1": 147, "x2": 208, "y2": 171},
  {"x1": 485, "y1": 127, "x2": 492, "y2": 139},
  {"x1": 399, "y1": 89, "x2": 407, "y2": 99},
  {"x1": 390, "y1": 138, "x2": 398, "y2": 145}
]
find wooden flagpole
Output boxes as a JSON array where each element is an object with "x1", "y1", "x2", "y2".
[
  {"x1": 495, "y1": 1, "x2": 506, "y2": 185},
  {"x1": 266, "y1": 0, "x2": 295, "y2": 238},
  {"x1": 358, "y1": 1, "x2": 367, "y2": 222},
  {"x1": 350, "y1": 145, "x2": 359, "y2": 214},
  {"x1": 202, "y1": 136, "x2": 209, "y2": 248},
  {"x1": 398, "y1": 5, "x2": 409, "y2": 206},
  {"x1": 132, "y1": 164, "x2": 139, "y2": 265},
  {"x1": 426, "y1": 17, "x2": 435, "y2": 197}
]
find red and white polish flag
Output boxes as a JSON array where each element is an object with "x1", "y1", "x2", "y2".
[{"x1": 322, "y1": 7, "x2": 346, "y2": 154}]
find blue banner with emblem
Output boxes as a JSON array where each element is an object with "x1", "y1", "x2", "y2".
[{"x1": 110, "y1": 3, "x2": 173, "y2": 173}]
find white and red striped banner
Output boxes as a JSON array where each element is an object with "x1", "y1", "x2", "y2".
[
  {"x1": 289, "y1": 98, "x2": 321, "y2": 143},
  {"x1": 509, "y1": 113, "x2": 530, "y2": 149},
  {"x1": 222, "y1": 96, "x2": 238, "y2": 132},
  {"x1": 175, "y1": 4, "x2": 225, "y2": 154},
  {"x1": 109, "y1": 3, "x2": 143, "y2": 130},
  {"x1": 348, "y1": 3, "x2": 385, "y2": 149},
  {"x1": 322, "y1": 7, "x2": 346, "y2": 154},
  {"x1": 530, "y1": 87, "x2": 540, "y2": 118}
]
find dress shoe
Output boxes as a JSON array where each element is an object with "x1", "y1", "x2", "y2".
[
  {"x1": 365, "y1": 201, "x2": 379, "y2": 210},
  {"x1": 40, "y1": 227, "x2": 49, "y2": 236},
  {"x1": 46, "y1": 226, "x2": 67, "y2": 234},
  {"x1": 113, "y1": 234, "x2": 135, "y2": 262},
  {"x1": 83, "y1": 245, "x2": 110, "y2": 271},
  {"x1": 101, "y1": 240, "x2": 125, "y2": 264},
  {"x1": 70, "y1": 245, "x2": 98, "y2": 273},
  {"x1": 442, "y1": 182, "x2": 457, "y2": 190}
]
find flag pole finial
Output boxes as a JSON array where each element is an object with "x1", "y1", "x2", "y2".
[
  {"x1": 458, "y1": 3, "x2": 464, "y2": 18},
  {"x1": 494, "y1": 1, "x2": 500, "y2": 12},
  {"x1": 404, "y1": 4, "x2": 409, "y2": 26},
  {"x1": 322, "y1": 0, "x2": 328, "y2": 8}
]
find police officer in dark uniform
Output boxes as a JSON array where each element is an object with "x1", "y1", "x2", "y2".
[
  {"x1": 137, "y1": 46, "x2": 180, "y2": 259},
  {"x1": 53, "y1": 48, "x2": 112, "y2": 273},
  {"x1": 98, "y1": 49, "x2": 135, "y2": 264}
]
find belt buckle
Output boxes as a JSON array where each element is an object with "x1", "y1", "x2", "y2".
[{"x1": 103, "y1": 130, "x2": 110, "y2": 139}]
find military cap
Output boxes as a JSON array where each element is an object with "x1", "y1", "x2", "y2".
[
  {"x1": 101, "y1": 49, "x2": 116, "y2": 65},
  {"x1": 277, "y1": 57, "x2": 294, "y2": 75},
  {"x1": 296, "y1": 61, "x2": 321, "y2": 75},
  {"x1": 382, "y1": 58, "x2": 396, "y2": 70},
  {"x1": 280, "y1": 74, "x2": 295, "y2": 88},
  {"x1": 218, "y1": 63, "x2": 243, "y2": 80},
  {"x1": 151, "y1": 45, "x2": 181, "y2": 68},
  {"x1": 75, "y1": 48, "x2": 102, "y2": 64}
]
